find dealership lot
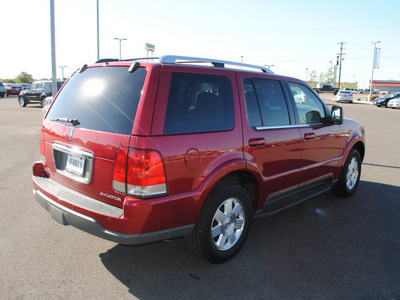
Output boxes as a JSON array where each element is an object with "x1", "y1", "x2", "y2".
[{"x1": 0, "y1": 95, "x2": 399, "y2": 299}]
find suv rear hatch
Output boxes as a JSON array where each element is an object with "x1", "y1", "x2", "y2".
[{"x1": 41, "y1": 65, "x2": 147, "y2": 208}]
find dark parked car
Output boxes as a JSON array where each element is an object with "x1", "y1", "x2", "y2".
[
  {"x1": 18, "y1": 81, "x2": 64, "y2": 107},
  {"x1": 373, "y1": 92, "x2": 400, "y2": 107},
  {"x1": 4, "y1": 83, "x2": 22, "y2": 96},
  {"x1": 0, "y1": 82, "x2": 6, "y2": 98},
  {"x1": 32, "y1": 55, "x2": 365, "y2": 263}
]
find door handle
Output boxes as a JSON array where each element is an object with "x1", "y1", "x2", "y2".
[
  {"x1": 249, "y1": 138, "x2": 266, "y2": 147},
  {"x1": 304, "y1": 133, "x2": 316, "y2": 140}
]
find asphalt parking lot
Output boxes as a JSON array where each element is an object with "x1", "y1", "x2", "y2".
[{"x1": 1, "y1": 94, "x2": 399, "y2": 299}]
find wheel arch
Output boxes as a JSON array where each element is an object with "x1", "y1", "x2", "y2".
[
  {"x1": 208, "y1": 170, "x2": 259, "y2": 213},
  {"x1": 353, "y1": 141, "x2": 365, "y2": 162}
]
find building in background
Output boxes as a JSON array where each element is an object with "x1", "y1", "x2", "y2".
[{"x1": 359, "y1": 80, "x2": 400, "y2": 94}]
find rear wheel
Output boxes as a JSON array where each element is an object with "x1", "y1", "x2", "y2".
[
  {"x1": 18, "y1": 96, "x2": 27, "y2": 107},
  {"x1": 333, "y1": 149, "x2": 361, "y2": 197},
  {"x1": 185, "y1": 183, "x2": 252, "y2": 263},
  {"x1": 41, "y1": 96, "x2": 46, "y2": 107}
]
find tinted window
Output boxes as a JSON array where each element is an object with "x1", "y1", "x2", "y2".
[
  {"x1": 287, "y1": 82, "x2": 326, "y2": 124},
  {"x1": 46, "y1": 67, "x2": 146, "y2": 135},
  {"x1": 243, "y1": 78, "x2": 262, "y2": 128},
  {"x1": 244, "y1": 78, "x2": 290, "y2": 127},
  {"x1": 163, "y1": 72, "x2": 234, "y2": 135}
]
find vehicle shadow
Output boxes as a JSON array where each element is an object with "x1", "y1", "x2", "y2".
[{"x1": 100, "y1": 180, "x2": 400, "y2": 299}]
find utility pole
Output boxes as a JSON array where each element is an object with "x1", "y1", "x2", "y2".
[{"x1": 337, "y1": 41, "x2": 346, "y2": 90}]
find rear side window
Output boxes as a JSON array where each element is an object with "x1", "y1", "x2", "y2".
[
  {"x1": 46, "y1": 67, "x2": 146, "y2": 135},
  {"x1": 163, "y1": 72, "x2": 234, "y2": 135},
  {"x1": 243, "y1": 78, "x2": 290, "y2": 128}
]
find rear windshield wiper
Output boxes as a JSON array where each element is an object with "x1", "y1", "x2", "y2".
[{"x1": 51, "y1": 117, "x2": 80, "y2": 126}]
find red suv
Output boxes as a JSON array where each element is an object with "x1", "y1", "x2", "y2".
[{"x1": 33, "y1": 56, "x2": 365, "y2": 263}]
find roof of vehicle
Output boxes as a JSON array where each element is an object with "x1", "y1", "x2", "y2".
[{"x1": 92, "y1": 55, "x2": 274, "y2": 74}]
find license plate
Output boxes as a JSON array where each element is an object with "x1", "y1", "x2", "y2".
[{"x1": 66, "y1": 154, "x2": 85, "y2": 176}]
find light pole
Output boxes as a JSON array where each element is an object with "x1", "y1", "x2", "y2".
[
  {"x1": 369, "y1": 41, "x2": 381, "y2": 100},
  {"x1": 58, "y1": 66, "x2": 67, "y2": 81},
  {"x1": 97, "y1": 0, "x2": 100, "y2": 61},
  {"x1": 113, "y1": 37, "x2": 127, "y2": 60},
  {"x1": 264, "y1": 64, "x2": 275, "y2": 69},
  {"x1": 305, "y1": 68, "x2": 309, "y2": 82},
  {"x1": 50, "y1": 0, "x2": 57, "y2": 97}
]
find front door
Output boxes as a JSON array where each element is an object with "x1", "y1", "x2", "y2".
[{"x1": 286, "y1": 82, "x2": 341, "y2": 185}]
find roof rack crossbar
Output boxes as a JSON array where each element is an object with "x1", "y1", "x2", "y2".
[{"x1": 159, "y1": 55, "x2": 273, "y2": 74}]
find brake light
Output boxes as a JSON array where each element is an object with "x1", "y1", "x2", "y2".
[{"x1": 112, "y1": 147, "x2": 167, "y2": 197}]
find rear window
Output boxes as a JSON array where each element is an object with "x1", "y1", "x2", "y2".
[{"x1": 46, "y1": 67, "x2": 146, "y2": 135}]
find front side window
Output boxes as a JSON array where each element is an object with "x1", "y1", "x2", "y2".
[
  {"x1": 163, "y1": 72, "x2": 234, "y2": 135},
  {"x1": 287, "y1": 82, "x2": 326, "y2": 124},
  {"x1": 243, "y1": 78, "x2": 290, "y2": 128}
]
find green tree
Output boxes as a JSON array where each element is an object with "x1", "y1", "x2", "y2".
[
  {"x1": 307, "y1": 70, "x2": 318, "y2": 87},
  {"x1": 325, "y1": 68, "x2": 333, "y2": 84},
  {"x1": 15, "y1": 72, "x2": 34, "y2": 84}
]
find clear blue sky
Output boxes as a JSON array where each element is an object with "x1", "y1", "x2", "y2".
[{"x1": 1, "y1": 0, "x2": 399, "y2": 84}]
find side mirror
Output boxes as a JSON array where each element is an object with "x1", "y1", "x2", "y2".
[{"x1": 331, "y1": 105, "x2": 343, "y2": 125}]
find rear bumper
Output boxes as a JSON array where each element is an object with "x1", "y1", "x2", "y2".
[{"x1": 33, "y1": 176, "x2": 193, "y2": 245}]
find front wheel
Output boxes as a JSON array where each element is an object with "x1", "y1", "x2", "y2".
[
  {"x1": 41, "y1": 96, "x2": 46, "y2": 107},
  {"x1": 333, "y1": 149, "x2": 361, "y2": 197},
  {"x1": 185, "y1": 183, "x2": 252, "y2": 263},
  {"x1": 18, "y1": 96, "x2": 27, "y2": 107}
]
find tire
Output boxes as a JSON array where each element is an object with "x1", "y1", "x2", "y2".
[
  {"x1": 333, "y1": 149, "x2": 361, "y2": 197},
  {"x1": 185, "y1": 182, "x2": 252, "y2": 264},
  {"x1": 18, "y1": 96, "x2": 27, "y2": 107},
  {"x1": 41, "y1": 96, "x2": 46, "y2": 107}
]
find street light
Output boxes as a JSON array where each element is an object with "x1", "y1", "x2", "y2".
[
  {"x1": 306, "y1": 68, "x2": 309, "y2": 82},
  {"x1": 369, "y1": 41, "x2": 381, "y2": 100},
  {"x1": 264, "y1": 64, "x2": 275, "y2": 69},
  {"x1": 58, "y1": 66, "x2": 67, "y2": 81},
  {"x1": 113, "y1": 37, "x2": 127, "y2": 60}
]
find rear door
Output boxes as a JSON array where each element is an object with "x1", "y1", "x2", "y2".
[
  {"x1": 43, "y1": 65, "x2": 147, "y2": 208},
  {"x1": 238, "y1": 74, "x2": 302, "y2": 208}
]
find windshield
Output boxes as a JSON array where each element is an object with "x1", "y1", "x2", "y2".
[
  {"x1": 46, "y1": 66, "x2": 147, "y2": 135},
  {"x1": 388, "y1": 93, "x2": 399, "y2": 98}
]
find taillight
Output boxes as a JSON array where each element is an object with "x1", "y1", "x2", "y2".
[
  {"x1": 112, "y1": 147, "x2": 128, "y2": 193},
  {"x1": 39, "y1": 129, "x2": 46, "y2": 164},
  {"x1": 112, "y1": 147, "x2": 167, "y2": 198}
]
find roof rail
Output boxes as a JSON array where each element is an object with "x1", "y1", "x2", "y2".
[{"x1": 159, "y1": 55, "x2": 273, "y2": 74}]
